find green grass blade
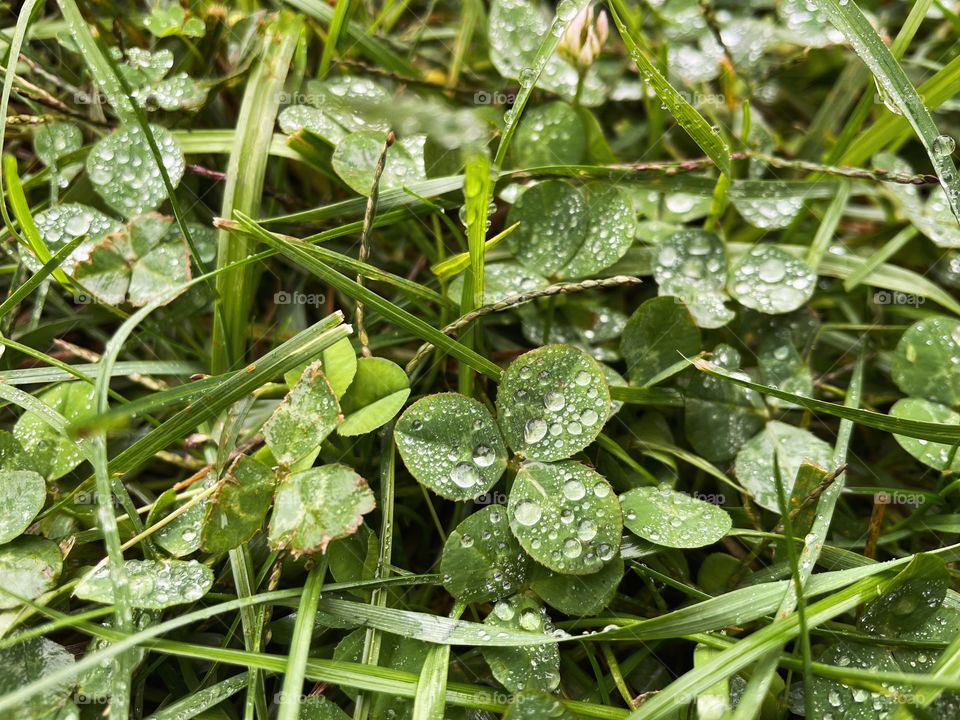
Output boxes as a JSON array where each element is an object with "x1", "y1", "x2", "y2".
[
  {"x1": 212, "y1": 12, "x2": 303, "y2": 373},
  {"x1": 235, "y1": 213, "x2": 503, "y2": 381},
  {"x1": 278, "y1": 560, "x2": 327, "y2": 720},
  {"x1": 815, "y1": 0, "x2": 960, "y2": 220},
  {"x1": 492, "y1": 0, "x2": 592, "y2": 167},
  {"x1": 607, "y1": 0, "x2": 731, "y2": 176},
  {"x1": 693, "y1": 355, "x2": 960, "y2": 443}
]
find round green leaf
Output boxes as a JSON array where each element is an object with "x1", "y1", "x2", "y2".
[
  {"x1": 299, "y1": 695, "x2": 352, "y2": 720},
  {"x1": 264, "y1": 361, "x2": 341, "y2": 466},
  {"x1": 75, "y1": 559, "x2": 212, "y2": 609},
  {"x1": 512, "y1": 101, "x2": 585, "y2": 168},
  {"x1": 481, "y1": 595, "x2": 560, "y2": 693},
  {"x1": 859, "y1": 554, "x2": 947, "y2": 638},
  {"x1": 892, "y1": 315, "x2": 960, "y2": 406},
  {"x1": 0, "y1": 536, "x2": 62, "y2": 609},
  {"x1": 86, "y1": 124, "x2": 185, "y2": 217},
  {"x1": 728, "y1": 245, "x2": 815, "y2": 314},
  {"x1": 496, "y1": 344, "x2": 610, "y2": 462},
  {"x1": 757, "y1": 336, "x2": 813, "y2": 408},
  {"x1": 734, "y1": 421, "x2": 833, "y2": 512},
  {"x1": 621, "y1": 296, "x2": 701, "y2": 386},
  {"x1": 506, "y1": 181, "x2": 586, "y2": 277},
  {"x1": 448, "y1": 261, "x2": 548, "y2": 305},
  {"x1": 890, "y1": 398, "x2": 960, "y2": 472},
  {"x1": 331, "y1": 131, "x2": 424, "y2": 195},
  {"x1": 30, "y1": 203, "x2": 122, "y2": 273},
  {"x1": 337, "y1": 357, "x2": 410, "y2": 437},
  {"x1": 654, "y1": 229, "x2": 733, "y2": 328},
  {"x1": 395, "y1": 393, "x2": 508, "y2": 500},
  {"x1": 683, "y1": 345, "x2": 765, "y2": 462},
  {"x1": 278, "y1": 105, "x2": 348, "y2": 144},
  {"x1": 488, "y1": 0, "x2": 605, "y2": 106},
  {"x1": 731, "y1": 194, "x2": 803, "y2": 229},
  {"x1": 809, "y1": 641, "x2": 900, "y2": 720},
  {"x1": 504, "y1": 690, "x2": 575, "y2": 720},
  {"x1": 33, "y1": 122, "x2": 82, "y2": 168},
  {"x1": 153, "y1": 485, "x2": 207, "y2": 557},
  {"x1": 0, "y1": 637, "x2": 75, "y2": 719},
  {"x1": 201, "y1": 455, "x2": 276, "y2": 554},
  {"x1": 14, "y1": 382, "x2": 95, "y2": 481},
  {"x1": 531, "y1": 557, "x2": 623, "y2": 616},
  {"x1": 508, "y1": 461, "x2": 621, "y2": 575},
  {"x1": 440, "y1": 504, "x2": 530, "y2": 603},
  {"x1": 558, "y1": 184, "x2": 636, "y2": 279},
  {"x1": 0, "y1": 470, "x2": 45, "y2": 544},
  {"x1": 268, "y1": 464, "x2": 376, "y2": 556},
  {"x1": 621, "y1": 485, "x2": 732, "y2": 548}
]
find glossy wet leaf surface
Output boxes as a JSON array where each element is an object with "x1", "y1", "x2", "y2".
[
  {"x1": 728, "y1": 245, "x2": 816, "y2": 314},
  {"x1": 653, "y1": 229, "x2": 734, "y2": 328},
  {"x1": 808, "y1": 641, "x2": 901, "y2": 720},
  {"x1": 512, "y1": 101, "x2": 585, "y2": 167},
  {"x1": 331, "y1": 131, "x2": 424, "y2": 195},
  {"x1": 395, "y1": 392, "x2": 507, "y2": 500},
  {"x1": 621, "y1": 485, "x2": 732, "y2": 548},
  {"x1": 0, "y1": 470, "x2": 45, "y2": 544},
  {"x1": 30, "y1": 203, "x2": 122, "y2": 273},
  {"x1": 0, "y1": 637, "x2": 74, "y2": 719},
  {"x1": 504, "y1": 689, "x2": 575, "y2": 719},
  {"x1": 86, "y1": 124, "x2": 185, "y2": 217},
  {"x1": 889, "y1": 398, "x2": 960, "y2": 471},
  {"x1": 734, "y1": 420, "x2": 833, "y2": 512},
  {"x1": 530, "y1": 556, "x2": 622, "y2": 616},
  {"x1": 496, "y1": 344, "x2": 610, "y2": 462},
  {"x1": 892, "y1": 315, "x2": 960, "y2": 406},
  {"x1": 0, "y1": 536, "x2": 62, "y2": 609},
  {"x1": 440, "y1": 504, "x2": 530, "y2": 603},
  {"x1": 508, "y1": 461, "x2": 621, "y2": 575},
  {"x1": 505, "y1": 181, "x2": 635, "y2": 279},
  {"x1": 683, "y1": 345, "x2": 765, "y2": 462},
  {"x1": 268, "y1": 464, "x2": 375, "y2": 556},
  {"x1": 481, "y1": 594, "x2": 561, "y2": 692},
  {"x1": 75, "y1": 558, "x2": 213, "y2": 608},
  {"x1": 263, "y1": 361, "x2": 341, "y2": 466},
  {"x1": 201, "y1": 456, "x2": 276, "y2": 554},
  {"x1": 620, "y1": 296, "x2": 701, "y2": 386},
  {"x1": 13, "y1": 382, "x2": 94, "y2": 480},
  {"x1": 337, "y1": 357, "x2": 410, "y2": 437},
  {"x1": 488, "y1": 0, "x2": 604, "y2": 106}
]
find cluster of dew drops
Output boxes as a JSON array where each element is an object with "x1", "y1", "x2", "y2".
[{"x1": 519, "y1": 368, "x2": 604, "y2": 448}]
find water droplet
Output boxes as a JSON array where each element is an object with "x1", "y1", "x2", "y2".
[
  {"x1": 524, "y1": 418, "x2": 548, "y2": 443},
  {"x1": 514, "y1": 500, "x2": 543, "y2": 526}
]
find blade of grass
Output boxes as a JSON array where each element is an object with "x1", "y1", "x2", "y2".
[
  {"x1": 693, "y1": 355, "x2": 960, "y2": 443},
  {"x1": 318, "y1": 0, "x2": 351, "y2": 76},
  {"x1": 354, "y1": 428, "x2": 396, "y2": 720},
  {"x1": 843, "y1": 225, "x2": 918, "y2": 291},
  {"x1": 2, "y1": 154, "x2": 72, "y2": 288},
  {"x1": 492, "y1": 0, "x2": 592, "y2": 167},
  {"x1": 282, "y1": 0, "x2": 418, "y2": 76},
  {"x1": 607, "y1": 0, "x2": 731, "y2": 176},
  {"x1": 212, "y1": 12, "x2": 302, "y2": 373},
  {"x1": 278, "y1": 559, "x2": 327, "y2": 720},
  {"x1": 815, "y1": 0, "x2": 960, "y2": 220},
  {"x1": 235, "y1": 212, "x2": 502, "y2": 381},
  {"x1": 457, "y1": 151, "x2": 492, "y2": 395}
]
